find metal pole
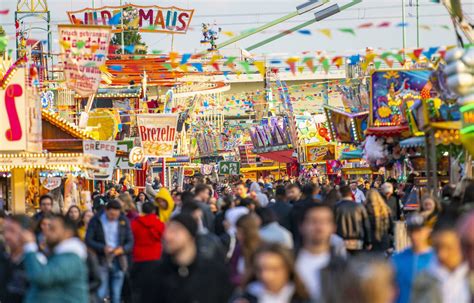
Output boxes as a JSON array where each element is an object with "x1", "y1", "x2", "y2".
[
  {"x1": 416, "y1": 0, "x2": 420, "y2": 48},
  {"x1": 247, "y1": 0, "x2": 361, "y2": 51},
  {"x1": 402, "y1": 0, "x2": 406, "y2": 53},
  {"x1": 120, "y1": 0, "x2": 124, "y2": 54},
  {"x1": 198, "y1": 0, "x2": 330, "y2": 55},
  {"x1": 215, "y1": 11, "x2": 298, "y2": 51}
]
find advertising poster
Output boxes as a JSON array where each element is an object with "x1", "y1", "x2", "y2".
[
  {"x1": 58, "y1": 24, "x2": 112, "y2": 97},
  {"x1": 116, "y1": 140, "x2": 135, "y2": 169},
  {"x1": 83, "y1": 140, "x2": 117, "y2": 180},
  {"x1": 306, "y1": 144, "x2": 336, "y2": 163},
  {"x1": 371, "y1": 70, "x2": 432, "y2": 127},
  {"x1": 67, "y1": 4, "x2": 194, "y2": 34},
  {"x1": 137, "y1": 114, "x2": 178, "y2": 158}
]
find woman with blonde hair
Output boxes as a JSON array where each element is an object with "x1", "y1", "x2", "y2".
[
  {"x1": 232, "y1": 243, "x2": 311, "y2": 303},
  {"x1": 119, "y1": 192, "x2": 139, "y2": 221},
  {"x1": 365, "y1": 189, "x2": 394, "y2": 252}
]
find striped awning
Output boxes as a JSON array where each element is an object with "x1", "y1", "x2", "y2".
[{"x1": 400, "y1": 137, "x2": 425, "y2": 148}]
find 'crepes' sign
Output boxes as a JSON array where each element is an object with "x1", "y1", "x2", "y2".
[{"x1": 67, "y1": 4, "x2": 194, "y2": 34}]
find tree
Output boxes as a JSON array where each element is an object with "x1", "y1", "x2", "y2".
[
  {"x1": 110, "y1": 6, "x2": 147, "y2": 54},
  {"x1": 111, "y1": 30, "x2": 147, "y2": 55}
]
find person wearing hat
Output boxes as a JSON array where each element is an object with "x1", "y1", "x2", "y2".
[
  {"x1": 141, "y1": 213, "x2": 233, "y2": 303},
  {"x1": 392, "y1": 214, "x2": 435, "y2": 303}
]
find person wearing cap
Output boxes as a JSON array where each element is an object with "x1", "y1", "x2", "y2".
[
  {"x1": 392, "y1": 214, "x2": 435, "y2": 303},
  {"x1": 142, "y1": 213, "x2": 233, "y2": 303}
]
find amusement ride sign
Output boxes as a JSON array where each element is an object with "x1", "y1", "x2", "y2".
[{"x1": 67, "y1": 4, "x2": 194, "y2": 34}]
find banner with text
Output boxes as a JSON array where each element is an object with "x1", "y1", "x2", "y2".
[
  {"x1": 67, "y1": 4, "x2": 194, "y2": 34},
  {"x1": 83, "y1": 140, "x2": 117, "y2": 180},
  {"x1": 58, "y1": 24, "x2": 112, "y2": 97},
  {"x1": 137, "y1": 114, "x2": 178, "y2": 158}
]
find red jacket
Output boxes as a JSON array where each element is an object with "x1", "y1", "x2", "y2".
[{"x1": 131, "y1": 214, "x2": 165, "y2": 262}]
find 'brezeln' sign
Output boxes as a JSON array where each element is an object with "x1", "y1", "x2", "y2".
[
  {"x1": 67, "y1": 4, "x2": 194, "y2": 34},
  {"x1": 137, "y1": 114, "x2": 178, "y2": 158}
]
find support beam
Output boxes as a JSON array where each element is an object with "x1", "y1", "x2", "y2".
[
  {"x1": 11, "y1": 168, "x2": 26, "y2": 214},
  {"x1": 199, "y1": 0, "x2": 330, "y2": 54},
  {"x1": 247, "y1": 0, "x2": 362, "y2": 51}
]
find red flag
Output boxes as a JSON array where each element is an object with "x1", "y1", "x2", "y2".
[
  {"x1": 0, "y1": 10, "x2": 9, "y2": 15},
  {"x1": 358, "y1": 22, "x2": 374, "y2": 28},
  {"x1": 438, "y1": 50, "x2": 446, "y2": 59},
  {"x1": 212, "y1": 62, "x2": 220, "y2": 71},
  {"x1": 413, "y1": 48, "x2": 423, "y2": 59},
  {"x1": 378, "y1": 22, "x2": 391, "y2": 27}
]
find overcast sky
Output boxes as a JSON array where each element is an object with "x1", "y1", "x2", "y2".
[{"x1": 1, "y1": 0, "x2": 473, "y2": 55}]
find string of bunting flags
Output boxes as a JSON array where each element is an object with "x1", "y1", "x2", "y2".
[{"x1": 122, "y1": 45, "x2": 456, "y2": 76}]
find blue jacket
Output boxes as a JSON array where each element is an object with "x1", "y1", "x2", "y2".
[
  {"x1": 23, "y1": 238, "x2": 88, "y2": 303},
  {"x1": 392, "y1": 247, "x2": 435, "y2": 303}
]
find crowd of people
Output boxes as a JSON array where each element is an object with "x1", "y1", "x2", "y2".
[{"x1": 1, "y1": 174, "x2": 474, "y2": 303}]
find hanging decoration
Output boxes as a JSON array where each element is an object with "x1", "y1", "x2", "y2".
[{"x1": 201, "y1": 23, "x2": 221, "y2": 51}]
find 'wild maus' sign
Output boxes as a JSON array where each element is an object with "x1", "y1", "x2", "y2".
[{"x1": 68, "y1": 4, "x2": 194, "y2": 34}]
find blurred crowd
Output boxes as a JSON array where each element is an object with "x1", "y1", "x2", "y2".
[{"x1": 1, "y1": 174, "x2": 474, "y2": 303}]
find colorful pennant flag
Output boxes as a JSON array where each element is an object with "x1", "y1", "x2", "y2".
[
  {"x1": 339, "y1": 28, "x2": 356, "y2": 36},
  {"x1": 108, "y1": 12, "x2": 122, "y2": 25},
  {"x1": 253, "y1": 61, "x2": 266, "y2": 76},
  {"x1": 191, "y1": 63, "x2": 203, "y2": 72},
  {"x1": 318, "y1": 29, "x2": 332, "y2": 38},
  {"x1": 297, "y1": 29, "x2": 312, "y2": 35},
  {"x1": 180, "y1": 53, "x2": 192, "y2": 65}
]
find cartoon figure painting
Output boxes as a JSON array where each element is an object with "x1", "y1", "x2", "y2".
[{"x1": 371, "y1": 70, "x2": 433, "y2": 127}]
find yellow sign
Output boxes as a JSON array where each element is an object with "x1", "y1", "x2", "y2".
[{"x1": 306, "y1": 143, "x2": 336, "y2": 163}]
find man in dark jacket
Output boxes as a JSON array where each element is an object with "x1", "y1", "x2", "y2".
[
  {"x1": 33, "y1": 195, "x2": 54, "y2": 222},
  {"x1": 181, "y1": 201, "x2": 226, "y2": 262},
  {"x1": 268, "y1": 185, "x2": 293, "y2": 230},
  {"x1": 381, "y1": 182, "x2": 402, "y2": 220},
  {"x1": 142, "y1": 214, "x2": 233, "y2": 303},
  {"x1": 85, "y1": 200, "x2": 134, "y2": 303},
  {"x1": 194, "y1": 184, "x2": 215, "y2": 232},
  {"x1": 291, "y1": 183, "x2": 319, "y2": 248},
  {"x1": 334, "y1": 186, "x2": 372, "y2": 254}
]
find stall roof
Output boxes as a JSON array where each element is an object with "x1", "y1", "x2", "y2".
[
  {"x1": 400, "y1": 137, "x2": 425, "y2": 148},
  {"x1": 42, "y1": 110, "x2": 95, "y2": 140}
]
